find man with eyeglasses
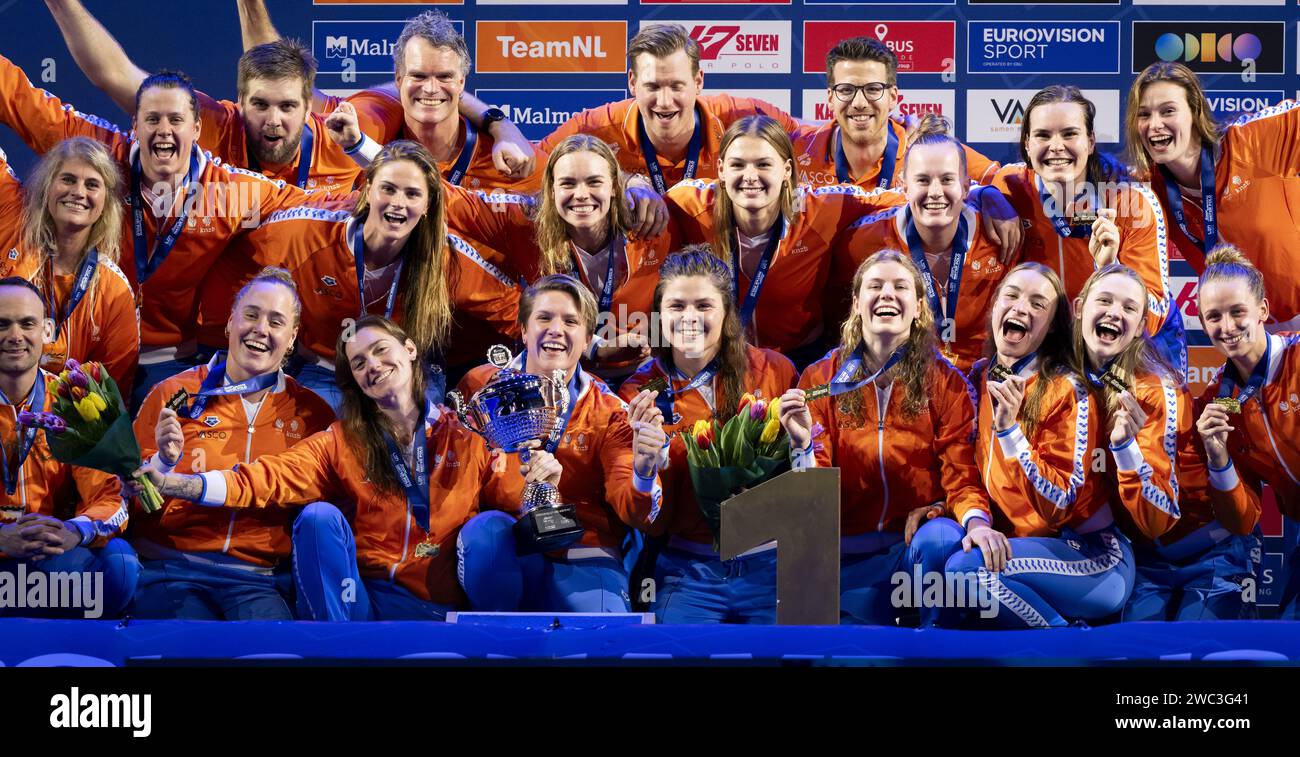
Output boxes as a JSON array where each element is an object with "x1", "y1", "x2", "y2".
[{"x1": 795, "y1": 37, "x2": 1001, "y2": 191}]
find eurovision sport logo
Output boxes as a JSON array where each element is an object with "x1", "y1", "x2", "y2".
[
  {"x1": 1205, "y1": 90, "x2": 1285, "y2": 121},
  {"x1": 646, "y1": 20, "x2": 791, "y2": 74},
  {"x1": 1132, "y1": 22, "x2": 1285, "y2": 74},
  {"x1": 314, "y1": 20, "x2": 462, "y2": 76},
  {"x1": 803, "y1": 21, "x2": 955, "y2": 75},
  {"x1": 476, "y1": 89, "x2": 625, "y2": 141},
  {"x1": 967, "y1": 21, "x2": 1120, "y2": 75},
  {"x1": 476, "y1": 21, "x2": 626, "y2": 74}
]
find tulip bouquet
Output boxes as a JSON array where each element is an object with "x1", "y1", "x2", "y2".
[
  {"x1": 20, "y1": 360, "x2": 163, "y2": 513},
  {"x1": 680, "y1": 393, "x2": 791, "y2": 541}
]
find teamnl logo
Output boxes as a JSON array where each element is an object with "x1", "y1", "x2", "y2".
[{"x1": 0, "y1": 565, "x2": 106, "y2": 618}]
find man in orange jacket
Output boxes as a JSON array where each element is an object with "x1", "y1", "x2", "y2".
[{"x1": 0, "y1": 277, "x2": 137, "y2": 618}]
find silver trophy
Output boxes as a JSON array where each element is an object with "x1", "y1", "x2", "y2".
[{"x1": 447, "y1": 346, "x2": 584, "y2": 555}]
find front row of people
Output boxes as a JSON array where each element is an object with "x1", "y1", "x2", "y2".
[{"x1": 1, "y1": 233, "x2": 1287, "y2": 626}]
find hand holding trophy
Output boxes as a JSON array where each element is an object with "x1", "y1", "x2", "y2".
[{"x1": 447, "y1": 346, "x2": 584, "y2": 554}]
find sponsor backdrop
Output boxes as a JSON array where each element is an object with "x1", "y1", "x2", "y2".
[{"x1": 0, "y1": 1, "x2": 1294, "y2": 609}]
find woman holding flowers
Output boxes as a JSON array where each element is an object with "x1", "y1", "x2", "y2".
[
  {"x1": 776, "y1": 249, "x2": 981, "y2": 625},
  {"x1": 620, "y1": 246, "x2": 796, "y2": 624}
]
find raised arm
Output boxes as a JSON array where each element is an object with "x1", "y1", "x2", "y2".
[
  {"x1": 236, "y1": 0, "x2": 280, "y2": 50},
  {"x1": 44, "y1": 0, "x2": 147, "y2": 114}
]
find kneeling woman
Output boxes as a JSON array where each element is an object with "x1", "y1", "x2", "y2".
[
  {"x1": 137, "y1": 316, "x2": 517, "y2": 620},
  {"x1": 620, "y1": 247, "x2": 797, "y2": 623},
  {"x1": 776, "y1": 249, "x2": 977, "y2": 626},
  {"x1": 945, "y1": 263, "x2": 1133, "y2": 628}
]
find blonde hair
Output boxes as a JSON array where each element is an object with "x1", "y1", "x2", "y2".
[
  {"x1": 1071, "y1": 263, "x2": 1177, "y2": 413},
  {"x1": 354, "y1": 141, "x2": 453, "y2": 359},
  {"x1": 713, "y1": 115, "x2": 800, "y2": 265},
  {"x1": 1197, "y1": 243, "x2": 1265, "y2": 309},
  {"x1": 902, "y1": 114, "x2": 968, "y2": 181},
  {"x1": 21, "y1": 137, "x2": 124, "y2": 324},
  {"x1": 1125, "y1": 62, "x2": 1220, "y2": 179},
  {"x1": 532, "y1": 135, "x2": 630, "y2": 277},
  {"x1": 836, "y1": 249, "x2": 935, "y2": 421},
  {"x1": 518, "y1": 273, "x2": 598, "y2": 339}
]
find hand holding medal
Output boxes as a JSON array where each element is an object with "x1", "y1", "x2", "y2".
[
  {"x1": 1196, "y1": 400, "x2": 1236, "y2": 470},
  {"x1": 155, "y1": 389, "x2": 189, "y2": 467},
  {"x1": 1087, "y1": 209, "x2": 1120, "y2": 267},
  {"x1": 1108, "y1": 389, "x2": 1149, "y2": 449}
]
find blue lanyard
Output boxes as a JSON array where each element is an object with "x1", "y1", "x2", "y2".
[
  {"x1": 636, "y1": 108, "x2": 702, "y2": 194},
  {"x1": 827, "y1": 345, "x2": 906, "y2": 397},
  {"x1": 518, "y1": 355, "x2": 580, "y2": 455},
  {"x1": 46, "y1": 249, "x2": 98, "y2": 342},
  {"x1": 351, "y1": 222, "x2": 405, "y2": 319},
  {"x1": 1218, "y1": 337, "x2": 1271, "y2": 408},
  {"x1": 130, "y1": 148, "x2": 201, "y2": 285},
  {"x1": 1084, "y1": 359, "x2": 1121, "y2": 391},
  {"x1": 2, "y1": 378, "x2": 44, "y2": 496},
  {"x1": 652, "y1": 358, "x2": 717, "y2": 423},
  {"x1": 733, "y1": 216, "x2": 783, "y2": 329},
  {"x1": 383, "y1": 425, "x2": 429, "y2": 532},
  {"x1": 573, "y1": 233, "x2": 624, "y2": 315},
  {"x1": 1158, "y1": 146, "x2": 1217, "y2": 254},
  {"x1": 247, "y1": 125, "x2": 315, "y2": 190},
  {"x1": 187, "y1": 354, "x2": 280, "y2": 419},
  {"x1": 446, "y1": 118, "x2": 478, "y2": 187},
  {"x1": 835, "y1": 125, "x2": 897, "y2": 189},
  {"x1": 904, "y1": 212, "x2": 969, "y2": 345},
  {"x1": 1038, "y1": 182, "x2": 1093, "y2": 239}
]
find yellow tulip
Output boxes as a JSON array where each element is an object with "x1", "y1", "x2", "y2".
[
  {"x1": 74, "y1": 396, "x2": 100, "y2": 423},
  {"x1": 760, "y1": 417, "x2": 780, "y2": 445},
  {"x1": 766, "y1": 395, "x2": 780, "y2": 422},
  {"x1": 692, "y1": 419, "x2": 711, "y2": 439},
  {"x1": 89, "y1": 392, "x2": 107, "y2": 412}
]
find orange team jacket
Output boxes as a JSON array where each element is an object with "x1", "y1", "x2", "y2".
[
  {"x1": 795, "y1": 349, "x2": 986, "y2": 536},
  {"x1": 1146, "y1": 101, "x2": 1300, "y2": 322},
  {"x1": 666, "y1": 181, "x2": 904, "y2": 352},
  {"x1": 238, "y1": 207, "x2": 521, "y2": 364},
  {"x1": 459, "y1": 361, "x2": 662, "y2": 557},
  {"x1": 198, "y1": 90, "x2": 361, "y2": 192},
  {"x1": 0, "y1": 150, "x2": 139, "y2": 394},
  {"x1": 0, "y1": 369, "x2": 128, "y2": 555},
  {"x1": 832, "y1": 204, "x2": 1012, "y2": 374},
  {"x1": 327, "y1": 90, "x2": 543, "y2": 193},
  {"x1": 993, "y1": 164, "x2": 1172, "y2": 336},
  {"x1": 196, "y1": 407, "x2": 491, "y2": 605},
  {"x1": 132, "y1": 361, "x2": 335, "y2": 568},
  {"x1": 0, "y1": 53, "x2": 347, "y2": 352},
  {"x1": 618, "y1": 346, "x2": 797, "y2": 545},
  {"x1": 538, "y1": 95, "x2": 801, "y2": 188},
  {"x1": 1197, "y1": 333, "x2": 1300, "y2": 523},
  {"x1": 794, "y1": 119, "x2": 1001, "y2": 191},
  {"x1": 1104, "y1": 370, "x2": 1260, "y2": 552},
  {"x1": 967, "y1": 364, "x2": 1109, "y2": 537}
]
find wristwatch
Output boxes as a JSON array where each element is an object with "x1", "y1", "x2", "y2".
[{"x1": 481, "y1": 107, "x2": 507, "y2": 130}]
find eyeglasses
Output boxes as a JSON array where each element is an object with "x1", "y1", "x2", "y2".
[{"x1": 830, "y1": 82, "x2": 891, "y2": 103}]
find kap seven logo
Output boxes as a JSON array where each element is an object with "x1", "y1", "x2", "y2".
[{"x1": 647, "y1": 20, "x2": 791, "y2": 74}]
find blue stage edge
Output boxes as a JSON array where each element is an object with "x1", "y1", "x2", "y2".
[{"x1": 4, "y1": 619, "x2": 1300, "y2": 666}]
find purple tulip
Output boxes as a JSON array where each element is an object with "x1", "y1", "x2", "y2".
[
  {"x1": 68, "y1": 370, "x2": 89, "y2": 390},
  {"x1": 43, "y1": 413, "x2": 66, "y2": 433},
  {"x1": 749, "y1": 399, "x2": 767, "y2": 421},
  {"x1": 64, "y1": 359, "x2": 81, "y2": 373},
  {"x1": 17, "y1": 410, "x2": 37, "y2": 427}
]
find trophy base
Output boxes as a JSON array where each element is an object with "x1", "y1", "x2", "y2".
[{"x1": 513, "y1": 504, "x2": 584, "y2": 556}]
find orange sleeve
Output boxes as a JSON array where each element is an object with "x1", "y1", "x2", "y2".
[
  {"x1": 1116, "y1": 184, "x2": 1173, "y2": 336},
  {"x1": 446, "y1": 235, "x2": 523, "y2": 340},
  {"x1": 1192, "y1": 382, "x2": 1263, "y2": 534},
  {"x1": 208, "y1": 427, "x2": 345, "y2": 509},
  {"x1": 1228, "y1": 100, "x2": 1300, "y2": 176},
  {"x1": 963, "y1": 145, "x2": 1001, "y2": 186},
  {"x1": 595, "y1": 393, "x2": 661, "y2": 531},
  {"x1": 0, "y1": 53, "x2": 128, "y2": 154},
  {"x1": 1111, "y1": 378, "x2": 1184, "y2": 540},
  {"x1": 196, "y1": 90, "x2": 241, "y2": 152},
  {"x1": 991, "y1": 377, "x2": 1097, "y2": 531},
  {"x1": 795, "y1": 361, "x2": 838, "y2": 470},
  {"x1": 344, "y1": 89, "x2": 406, "y2": 144},
  {"x1": 90, "y1": 266, "x2": 139, "y2": 398},
  {"x1": 537, "y1": 103, "x2": 610, "y2": 155},
  {"x1": 442, "y1": 183, "x2": 537, "y2": 277},
  {"x1": 0, "y1": 147, "x2": 23, "y2": 230},
  {"x1": 664, "y1": 181, "x2": 715, "y2": 246},
  {"x1": 69, "y1": 466, "x2": 129, "y2": 548}
]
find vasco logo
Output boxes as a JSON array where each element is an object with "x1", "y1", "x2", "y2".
[
  {"x1": 197, "y1": 430, "x2": 229, "y2": 440},
  {"x1": 1132, "y1": 22, "x2": 1284, "y2": 74}
]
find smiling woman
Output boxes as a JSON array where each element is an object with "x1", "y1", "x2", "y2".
[{"x1": 0, "y1": 138, "x2": 139, "y2": 394}]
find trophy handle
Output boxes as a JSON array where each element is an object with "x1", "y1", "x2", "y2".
[
  {"x1": 540, "y1": 369, "x2": 570, "y2": 451},
  {"x1": 446, "y1": 390, "x2": 485, "y2": 437}
]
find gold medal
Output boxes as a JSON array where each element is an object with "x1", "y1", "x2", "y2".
[
  {"x1": 1213, "y1": 397, "x2": 1242, "y2": 414},
  {"x1": 988, "y1": 362, "x2": 1012, "y2": 382},
  {"x1": 1071, "y1": 211, "x2": 1098, "y2": 228},
  {"x1": 803, "y1": 384, "x2": 831, "y2": 401},
  {"x1": 415, "y1": 542, "x2": 440, "y2": 558},
  {"x1": 642, "y1": 376, "x2": 668, "y2": 394},
  {"x1": 1099, "y1": 370, "x2": 1127, "y2": 394}
]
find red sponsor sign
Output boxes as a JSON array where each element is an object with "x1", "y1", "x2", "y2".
[{"x1": 803, "y1": 21, "x2": 956, "y2": 75}]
